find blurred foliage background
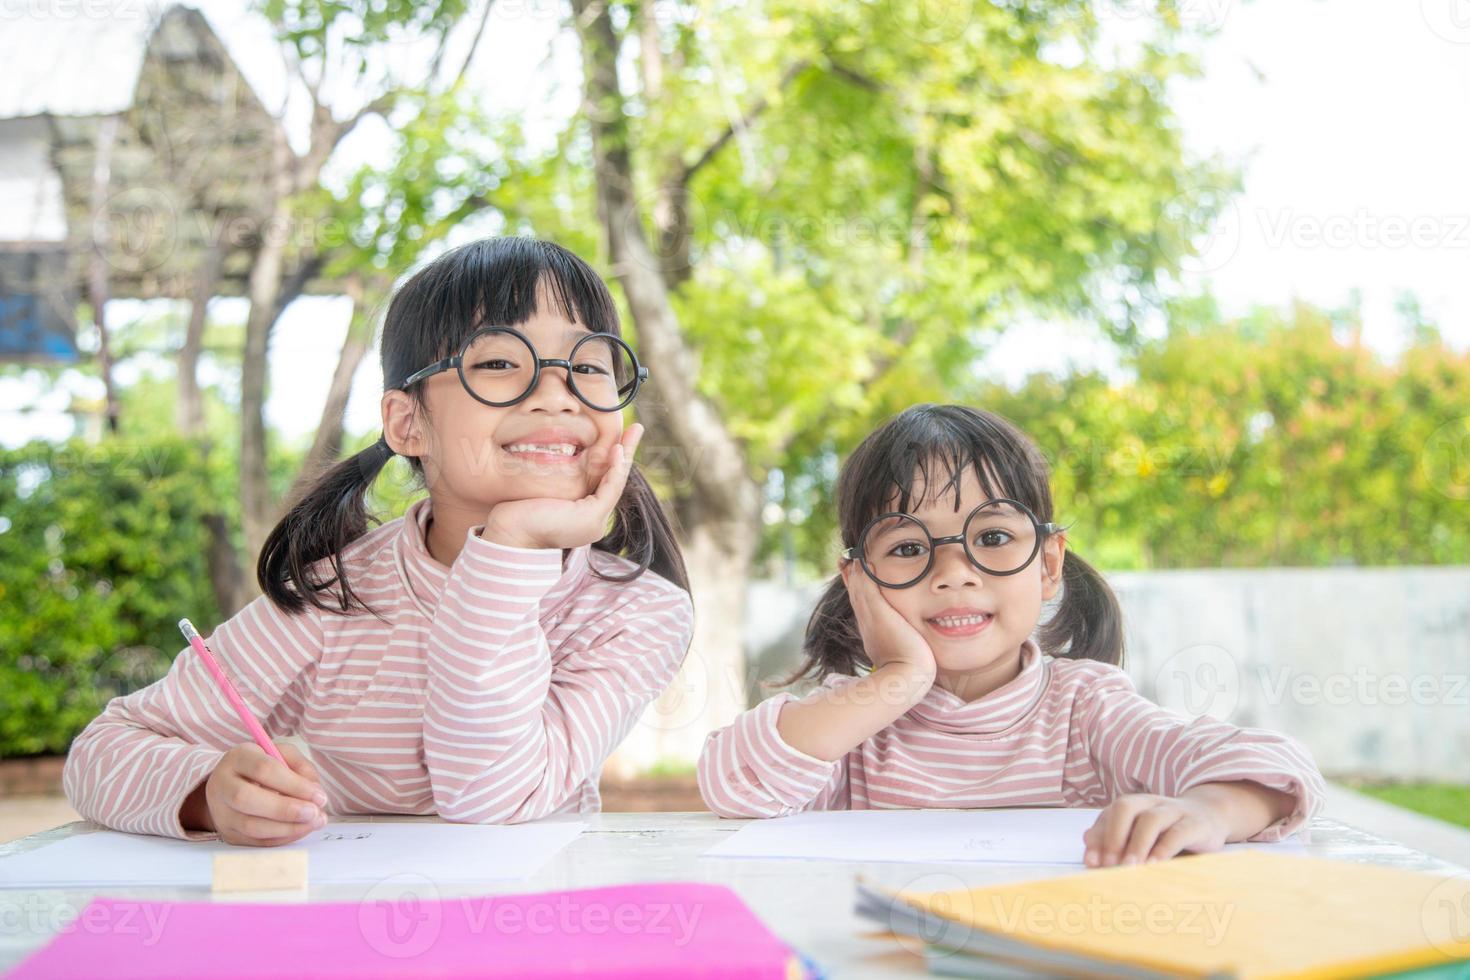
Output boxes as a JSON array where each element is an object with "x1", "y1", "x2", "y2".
[{"x1": 2, "y1": 0, "x2": 1467, "y2": 760}]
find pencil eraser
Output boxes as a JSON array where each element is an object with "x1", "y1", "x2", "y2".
[{"x1": 211, "y1": 849, "x2": 308, "y2": 892}]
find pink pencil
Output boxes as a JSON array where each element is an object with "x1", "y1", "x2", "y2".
[{"x1": 178, "y1": 618, "x2": 287, "y2": 765}]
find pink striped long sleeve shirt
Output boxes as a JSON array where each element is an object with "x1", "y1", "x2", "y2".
[
  {"x1": 63, "y1": 497, "x2": 694, "y2": 839},
  {"x1": 698, "y1": 638, "x2": 1325, "y2": 841}
]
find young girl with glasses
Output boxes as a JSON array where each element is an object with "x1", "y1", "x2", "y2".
[
  {"x1": 698, "y1": 403, "x2": 1324, "y2": 867},
  {"x1": 65, "y1": 238, "x2": 693, "y2": 845}
]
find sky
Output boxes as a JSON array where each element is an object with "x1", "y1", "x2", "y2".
[
  {"x1": 3, "y1": 0, "x2": 1469, "y2": 446},
  {"x1": 982, "y1": 0, "x2": 1470, "y2": 386}
]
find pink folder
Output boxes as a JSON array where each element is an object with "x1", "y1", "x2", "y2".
[{"x1": 6, "y1": 882, "x2": 808, "y2": 979}]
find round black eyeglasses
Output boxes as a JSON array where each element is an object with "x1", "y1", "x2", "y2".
[
  {"x1": 842, "y1": 498, "x2": 1065, "y2": 589},
  {"x1": 392, "y1": 326, "x2": 649, "y2": 413}
]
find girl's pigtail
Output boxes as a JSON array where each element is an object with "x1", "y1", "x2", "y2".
[
  {"x1": 1038, "y1": 550, "x2": 1124, "y2": 667},
  {"x1": 256, "y1": 436, "x2": 395, "y2": 618},
  {"x1": 594, "y1": 465, "x2": 691, "y2": 595},
  {"x1": 786, "y1": 572, "x2": 866, "y2": 685}
]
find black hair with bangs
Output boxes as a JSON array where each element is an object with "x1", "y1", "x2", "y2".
[{"x1": 796, "y1": 403, "x2": 1123, "y2": 681}]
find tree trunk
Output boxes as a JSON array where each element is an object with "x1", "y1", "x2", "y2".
[
  {"x1": 87, "y1": 115, "x2": 121, "y2": 436},
  {"x1": 176, "y1": 237, "x2": 221, "y2": 436},
  {"x1": 172, "y1": 233, "x2": 246, "y2": 614},
  {"x1": 573, "y1": 0, "x2": 762, "y2": 771},
  {"x1": 202, "y1": 512, "x2": 245, "y2": 616},
  {"x1": 285, "y1": 274, "x2": 374, "y2": 508},
  {"x1": 635, "y1": 6, "x2": 693, "y2": 290},
  {"x1": 238, "y1": 128, "x2": 294, "y2": 584}
]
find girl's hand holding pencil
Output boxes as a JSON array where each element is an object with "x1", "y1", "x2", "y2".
[
  {"x1": 182, "y1": 743, "x2": 328, "y2": 846},
  {"x1": 175, "y1": 619, "x2": 329, "y2": 846}
]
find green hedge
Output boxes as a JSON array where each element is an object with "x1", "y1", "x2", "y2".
[{"x1": 0, "y1": 437, "x2": 222, "y2": 757}]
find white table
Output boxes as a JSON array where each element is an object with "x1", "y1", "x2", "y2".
[{"x1": 1, "y1": 812, "x2": 1464, "y2": 977}]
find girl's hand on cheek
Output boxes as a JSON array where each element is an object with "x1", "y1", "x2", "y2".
[
  {"x1": 481, "y1": 424, "x2": 642, "y2": 551},
  {"x1": 842, "y1": 561, "x2": 937, "y2": 687},
  {"x1": 586, "y1": 428, "x2": 630, "y2": 495}
]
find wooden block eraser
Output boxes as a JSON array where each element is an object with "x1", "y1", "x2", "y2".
[{"x1": 211, "y1": 849, "x2": 308, "y2": 892}]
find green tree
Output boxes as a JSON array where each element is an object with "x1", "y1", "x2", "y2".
[
  {"x1": 0, "y1": 437, "x2": 223, "y2": 755},
  {"x1": 977, "y1": 300, "x2": 1470, "y2": 570},
  {"x1": 227, "y1": 0, "x2": 497, "y2": 595},
  {"x1": 5, "y1": 1, "x2": 1245, "y2": 769},
  {"x1": 565, "y1": 0, "x2": 1227, "y2": 761}
]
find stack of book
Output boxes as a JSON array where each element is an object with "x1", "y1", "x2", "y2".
[{"x1": 857, "y1": 849, "x2": 1470, "y2": 979}]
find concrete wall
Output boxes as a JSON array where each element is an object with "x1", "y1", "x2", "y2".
[{"x1": 746, "y1": 567, "x2": 1470, "y2": 782}]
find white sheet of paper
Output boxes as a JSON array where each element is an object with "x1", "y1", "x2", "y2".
[
  {"x1": 703, "y1": 808, "x2": 1304, "y2": 865},
  {"x1": 0, "y1": 820, "x2": 585, "y2": 889}
]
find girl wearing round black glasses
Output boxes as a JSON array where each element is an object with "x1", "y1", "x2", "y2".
[
  {"x1": 699, "y1": 404, "x2": 1324, "y2": 868},
  {"x1": 65, "y1": 238, "x2": 693, "y2": 844}
]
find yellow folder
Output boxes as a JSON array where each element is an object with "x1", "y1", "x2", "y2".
[{"x1": 863, "y1": 850, "x2": 1470, "y2": 979}]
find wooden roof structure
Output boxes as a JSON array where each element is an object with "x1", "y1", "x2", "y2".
[{"x1": 0, "y1": 4, "x2": 283, "y2": 360}]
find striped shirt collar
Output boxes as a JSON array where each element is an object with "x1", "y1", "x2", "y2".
[
  {"x1": 907, "y1": 636, "x2": 1049, "y2": 735},
  {"x1": 394, "y1": 497, "x2": 593, "y2": 619}
]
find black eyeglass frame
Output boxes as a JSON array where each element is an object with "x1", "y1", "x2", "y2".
[
  {"x1": 841, "y1": 497, "x2": 1066, "y2": 589},
  {"x1": 393, "y1": 325, "x2": 650, "y2": 413}
]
